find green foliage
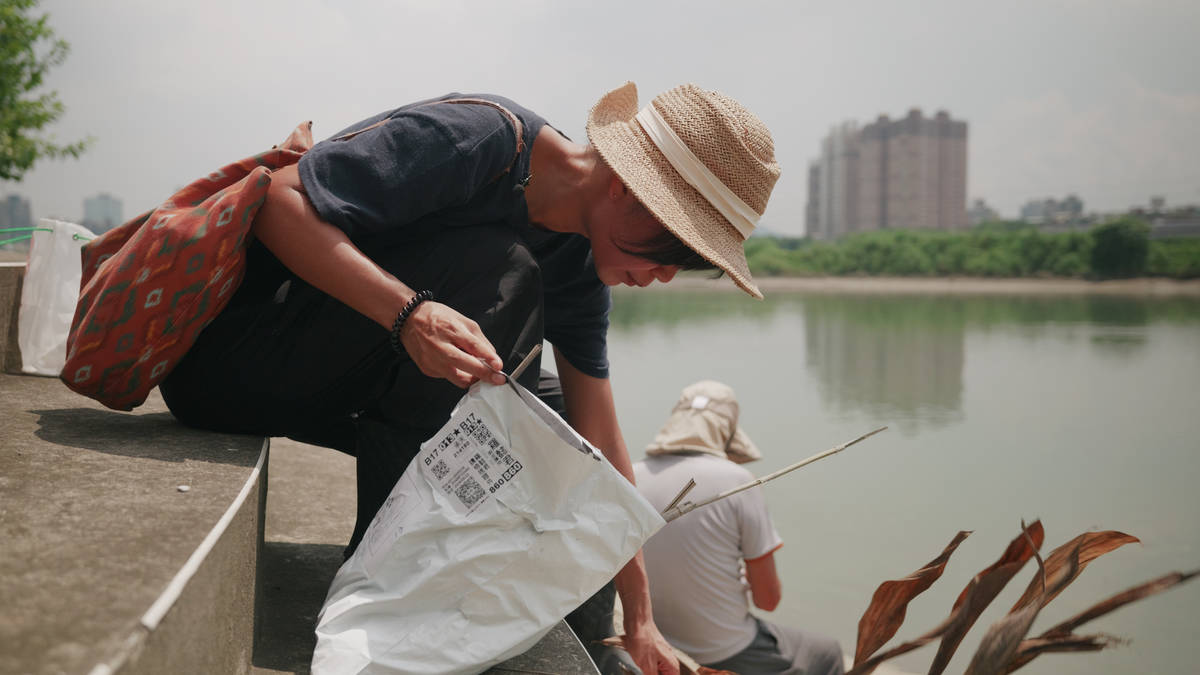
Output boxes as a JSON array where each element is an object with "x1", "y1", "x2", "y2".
[
  {"x1": 1148, "y1": 238, "x2": 1200, "y2": 279},
  {"x1": 972, "y1": 219, "x2": 1037, "y2": 233},
  {"x1": 1090, "y1": 217, "x2": 1150, "y2": 279},
  {"x1": 0, "y1": 0, "x2": 88, "y2": 181},
  {"x1": 745, "y1": 220, "x2": 1198, "y2": 280}
]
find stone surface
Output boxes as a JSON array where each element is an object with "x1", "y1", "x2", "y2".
[
  {"x1": 0, "y1": 373, "x2": 265, "y2": 674},
  {"x1": 0, "y1": 263, "x2": 24, "y2": 374}
]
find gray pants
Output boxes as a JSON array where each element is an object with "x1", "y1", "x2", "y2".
[{"x1": 702, "y1": 618, "x2": 844, "y2": 675}]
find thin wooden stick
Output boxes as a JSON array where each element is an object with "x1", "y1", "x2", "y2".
[
  {"x1": 509, "y1": 343, "x2": 542, "y2": 381},
  {"x1": 663, "y1": 426, "x2": 888, "y2": 522},
  {"x1": 664, "y1": 478, "x2": 697, "y2": 513}
]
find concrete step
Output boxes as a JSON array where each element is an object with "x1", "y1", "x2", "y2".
[
  {"x1": 1, "y1": 261, "x2": 595, "y2": 674},
  {"x1": 0, "y1": 374, "x2": 267, "y2": 675}
]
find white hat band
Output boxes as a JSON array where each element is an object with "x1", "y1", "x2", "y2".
[{"x1": 635, "y1": 105, "x2": 760, "y2": 240}]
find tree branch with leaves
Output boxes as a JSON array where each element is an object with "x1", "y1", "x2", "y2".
[{"x1": 0, "y1": 0, "x2": 89, "y2": 181}]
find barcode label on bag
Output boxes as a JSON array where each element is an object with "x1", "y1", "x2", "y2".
[{"x1": 419, "y1": 411, "x2": 523, "y2": 514}]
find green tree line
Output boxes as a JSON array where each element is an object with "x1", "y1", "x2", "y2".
[{"x1": 747, "y1": 218, "x2": 1200, "y2": 280}]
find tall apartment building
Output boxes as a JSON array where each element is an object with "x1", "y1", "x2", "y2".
[
  {"x1": 83, "y1": 193, "x2": 123, "y2": 234},
  {"x1": 1, "y1": 194, "x2": 33, "y2": 231},
  {"x1": 806, "y1": 109, "x2": 968, "y2": 239}
]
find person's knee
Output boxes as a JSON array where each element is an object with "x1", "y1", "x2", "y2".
[{"x1": 809, "y1": 634, "x2": 845, "y2": 675}]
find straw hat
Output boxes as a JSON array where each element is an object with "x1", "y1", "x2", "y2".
[
  {"x1": 645, "y1": 380, "x2": 762, "y2": 464},
  {"x1": 586, "y1": 82, "x2": 781, "y2": 299}
]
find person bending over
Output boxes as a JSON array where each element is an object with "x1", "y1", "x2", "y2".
[{"x1": 161, "y1": 83, "x2": 780, "y2": 674}]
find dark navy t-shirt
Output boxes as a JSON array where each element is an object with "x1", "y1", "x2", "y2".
[{"x1": 296, "y1": 93, "x2": 611, "y2": 378}]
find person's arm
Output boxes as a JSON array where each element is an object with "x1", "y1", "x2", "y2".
[
  {"x1": 745, "y1": 551, "x2": 783, "y2": 611},
  {"x1": 554, "y1": 347, "x2": 679, "y2": 675},
  {"x1": 252, "y1": 163, "x2": 504, "y2": 387}
]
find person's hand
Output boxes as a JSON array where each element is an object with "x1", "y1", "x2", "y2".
[
  {"x1": 623, "y1": 618, "x2": 680, "y2": 675},
  {"x1": 398, "y1": 300, "x2": 507, "y2": 388}
]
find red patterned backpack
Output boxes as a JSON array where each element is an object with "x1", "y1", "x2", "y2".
[{"x1": 61, "y1": 122, "x2": 314, "y2": 411}]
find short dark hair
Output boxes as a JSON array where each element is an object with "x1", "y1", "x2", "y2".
[{"x1": 616, "y1": 226, "x2": 719, "y2": 272}]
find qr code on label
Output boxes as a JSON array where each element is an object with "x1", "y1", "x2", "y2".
[
  {"x1": 430, "y1": 460, "x2": 450, "y2": 480},
  {"x1": 455, "y1": 477, "x2": 485, "y2": 509}
]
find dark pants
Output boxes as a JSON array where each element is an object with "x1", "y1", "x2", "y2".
[
  {"x1": 162, "y1": 224, "x2": 544, "y2": 550},
  {"x1": 703, "y1": 618, "x2": 844, "y2": 675},
  {"x1": 161, "y1": 224, "x2": 631, "y2": 672}
]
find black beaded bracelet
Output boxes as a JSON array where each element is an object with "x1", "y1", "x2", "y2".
[{"x1": 390, "y1": 290, "x2": 435, "y2": 354}]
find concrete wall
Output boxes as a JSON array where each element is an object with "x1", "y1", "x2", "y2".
[{"x1": 0, "y1": 262, "x2": 24, "y2": 373}]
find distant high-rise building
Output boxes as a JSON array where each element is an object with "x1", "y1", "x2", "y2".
[
  {"x1": 806, "y1": 122, "x2": 860, "y2": 240},
  {"x1": 1, "y1": 194, "x2": 34, "y2": 232},
  {"x1": 83, "y1": 193, "x2": 123, "y2": 234},
  {"x1": 806, "y1": 109, "x2": 968, "y2": 239}
]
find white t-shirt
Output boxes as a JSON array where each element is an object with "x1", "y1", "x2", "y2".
[{"x1": 633, "y1": 453, "x2": 784, "y2": 664}]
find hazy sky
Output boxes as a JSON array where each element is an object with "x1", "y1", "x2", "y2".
[{"x1": 5, "y1": 0, "x2": 1198, "y2": 235}]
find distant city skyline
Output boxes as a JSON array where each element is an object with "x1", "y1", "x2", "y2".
[{"x1": 2, "y1": 1, "x2": 1197, "y2": 236}]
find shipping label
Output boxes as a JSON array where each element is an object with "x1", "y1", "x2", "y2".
[{"x1": 420, "y1": 411, "x2": 523, "y2": 515}]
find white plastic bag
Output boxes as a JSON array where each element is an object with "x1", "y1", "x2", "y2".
[
  {"x1": 313, "y1": 379, "x2": 665, "y2": 675},
  {"x1": 18, "y1": 218, "x2": 91, "y2": 376}
]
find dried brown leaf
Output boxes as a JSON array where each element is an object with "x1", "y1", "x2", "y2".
[
  {"x1": 848, "y1": 523, "x2": 1046, "y2": 675},
  {"x1": 1009, "y1": 530, "x2": 1139, "y2": 612},
  {"x1": 1002, "y1": 569, "x2": 1199, "y2": 673},
  {"x1": 962, "y1": 542, "x2": 1057, "y2": 675},
  {"x1": 963, "y1": 599, "x2": 1044, "y2": 675},
  {"x1": 853, "y1": 530, "x2": 972, "y2": 665},
  {"x1": 1043, "y1": 568, "x2": 1197, "y2": 637},
  {"x1": 844, "y1": 616, "x2": 952, "y2": 675},
  {"x1": 1003, "y1": 634, "x2": 1124, "y2": 674},
  {"x1": 926, "y1": 520, "x2": 1045, "y2": 675}
]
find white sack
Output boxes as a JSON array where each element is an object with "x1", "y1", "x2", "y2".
[
  {"x1": 18, "y1": 219, "x2": 91, "y2": 376},
  {"x1": 313, "y1": 379, "x2": 665, "y2": 675}
]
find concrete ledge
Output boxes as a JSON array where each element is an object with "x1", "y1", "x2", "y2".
[
  {"x1": 0, "y1": 262, "x2": 24, "y2": 373},
  {"x1": 0, "y1": 374, "x2": 266, "y2": 674}
]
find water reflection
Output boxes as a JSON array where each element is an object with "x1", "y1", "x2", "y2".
[
  {"x1": 802, "y1": 296, "x2": 965, "y2": 431},
  {"x1": 608, "y1": 287, "x2": 1200, "y2": 675},
  {"x1": 609, "y1": 288, "x2": 1200, "y2": 333},
  {"x1": 609, "y1": 288, "x2": 1200, "y2": 432}
]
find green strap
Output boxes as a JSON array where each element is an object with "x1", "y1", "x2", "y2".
[
  {"x1": 0, "y1": 227, "x2": 93, "y2": 248},
  {"x1": 0, "y1": 227, "x2": 53, "y2": 234},
  {"x1": 0, "y1": 235, "x2": 33, "y2": 247}
]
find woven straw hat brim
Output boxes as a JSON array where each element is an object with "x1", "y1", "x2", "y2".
[{"x1": 587, "y1": 83, "x2": 763, "y2": 299}]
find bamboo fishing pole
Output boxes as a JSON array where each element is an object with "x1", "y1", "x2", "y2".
[{"x1": 661, "y1": 426, "x2": 889, "y2": 522}]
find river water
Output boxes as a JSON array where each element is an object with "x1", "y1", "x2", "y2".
[{"x1": 601, "y1": 287, "x2": 1200, "y2": 675}]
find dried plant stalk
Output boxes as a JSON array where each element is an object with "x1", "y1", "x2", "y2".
[
  {"x1": 1008, "y1": 530, "x2": 1140, "y2": 612},
  {"x1": 848, "y1": 522, "x2": 1045, "y2": 675},
  {"x1": 853, "y1": 530, "x2": 972, "y2": 665},
  {"x1": 964, "y1": 533, "x2": 1077, "y2": 675},
  {"x1": 1003, "y1": 569, "x2": 1199, "y2": 673},
  {"x1": 926, "y1": 520, "x2": 1045, "y2": 675},
  {"x1": 663, "y1": 427, "x2": 888, "y2": 522}
]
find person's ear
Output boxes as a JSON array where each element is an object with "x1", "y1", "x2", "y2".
[{"x1": 608, "y1": 174, "x2": 629, "y2": 201}]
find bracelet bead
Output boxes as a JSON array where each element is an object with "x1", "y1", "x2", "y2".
[{"x1": 390, "y1": 289, "x2": 434, "y2": 355}]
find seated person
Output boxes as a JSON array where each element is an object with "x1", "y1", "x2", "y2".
[{"x1": 633, "y1": 381, "x2": 844, "y2": 675}]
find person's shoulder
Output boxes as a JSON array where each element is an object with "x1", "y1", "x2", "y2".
[
  {"x1": 399, "y1": 98, "x2": 507, "y2": 146},
  {"x1": 690, "y1": 453, "x2": 753, "y2": 476},
  {"x1": 403, "y1": 94, "x2": 541, "y2": 140}
]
